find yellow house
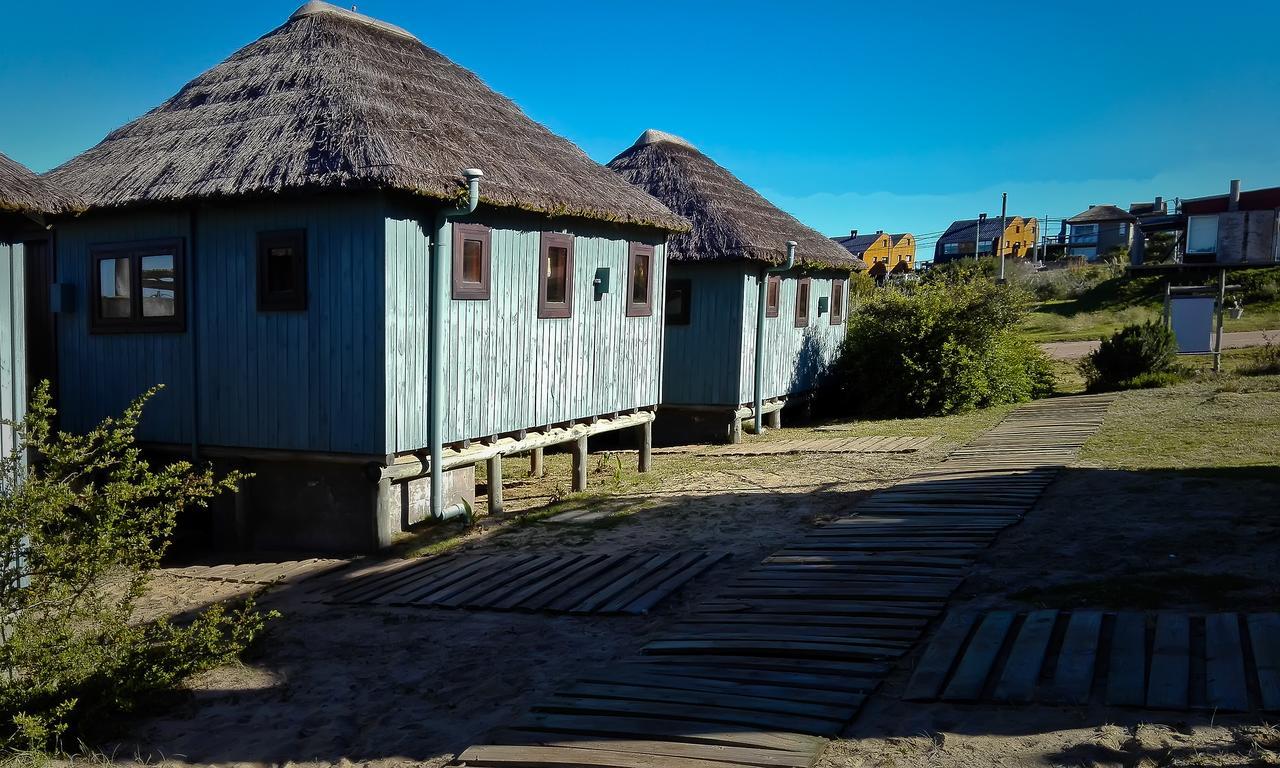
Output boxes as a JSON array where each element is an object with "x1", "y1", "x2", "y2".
[
  {"x1": 832, "y1": 229, "x2": 894, "y2": 272},
  {"x1": 889, "y1": 233, "x2": 916, "y2": 272},
  {"x1": 935, "y1": 215, "x2": 1039, "y2": 262}
]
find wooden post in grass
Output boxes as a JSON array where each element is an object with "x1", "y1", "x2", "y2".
[
  {"x1": 637, "y1": 420, "x2": 652, "y2": 473},
  {"x1": 572, "y1": 436, "x2": 588, "y2": 492},
  {"x1": 1213, "y1": 268, "x2": 1226, "y2": 373},
  {"x1": 530, "y1": 447, "x2": 544, "y2": 477},
  {"x1": 487, "y1": 454, "x2": 504, "y2": 514}
]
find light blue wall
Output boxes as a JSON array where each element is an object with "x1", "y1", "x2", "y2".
[
  {"x1": 384, "y1": 206, "x2": 667, "y2": 453},
  {"x1": 738, "y1": 270, "x2": 847, "y2": 404},
  {"x1": 0, "y1": 241, "x2": 26, "y2": 461},
  {"x1": 660, "y1": 261, "x2": 744, "y2": 406},
  {"x1": 54, "y1": 197, "x2": 387, "y2": 454}
]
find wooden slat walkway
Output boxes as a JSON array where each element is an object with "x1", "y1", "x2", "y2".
[
  {"x1": 163, "y1": 557, "x2": 350, "y2": 586},
  {"x1": 316, "y1": 551, "x2": 728, "y2": 615},
  {"x1": 652, "y1": 436, "x2": 940, "y2": 456},
  {"x1": 452, "y1": 394, "x2": 1116, "y2": 767},
  {"x1": 906, "y1": 610, "x2": 1278, "y2": 712}
]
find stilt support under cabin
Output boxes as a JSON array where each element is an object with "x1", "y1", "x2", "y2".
[
  {"x1": 530, "y1": 447, "x2": 544, "y2": 477},
  {"x1": 486, "y1": 454, "x2": 504, "y2": 514},
  {"x1": 637, "y1": 420, "x2": 652, "y2": 473},
  {"x1": 655, "y1": 398, "x2": 789, "y2": 445},
  {"x1": 765, "y1": 407, "x2": 782, "y2": 430},
  {"x1": 572, "y1": 435, "x2": 588, "y2": 492}
]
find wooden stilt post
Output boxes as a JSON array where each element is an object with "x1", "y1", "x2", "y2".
[
  {"x1": 765, "y1": 406, "x2": 782, "y2": 431},
  {"x1": 728, "y1": 414, "x2": 743, "y2": 444},
  {"x1": 530, "y1": 447, "x2": 544, "y2": 478},
  {"x1": 572, "y1": 436, "x2": 588, "y2": 492},
  {"x1": 1213, "y1": 268, "x2": 1226, "y2": 373},
  {"x1": 486, "y1": 454, "x2": 504, "y2": 514},
  {"x1": 637, "y1": 420, "x2": 652, "y2": 473}
]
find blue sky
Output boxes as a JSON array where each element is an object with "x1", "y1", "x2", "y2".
[{"x1": 3, "y1": 0, "x2": 1279, "y2": 259}]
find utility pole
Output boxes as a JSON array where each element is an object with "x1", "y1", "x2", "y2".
[
  {"x1": 975, "y1": 213, "x2": 986, "y2": 261},
  {"x1": 998, "y1": 192, "x2": 1008, "y2": 282}
]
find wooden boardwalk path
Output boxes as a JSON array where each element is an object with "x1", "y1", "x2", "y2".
[
  {"x1": 905, "y1": 609, "x2": 1280, "y2": 712},
  {"x1": 451, "y1": 394, "x2": 1115, "y2": 768},
  {"x1": 316, "y1": 551, "x2": 728, "y2": 615},
  {"x1": 163, "y1": 557, "x2": 349, "y2": 586},
  {"x1": 653, "y1": 435, "x2": 939, "y2": 457}
]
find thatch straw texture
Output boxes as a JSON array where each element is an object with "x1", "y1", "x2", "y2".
[
  {"x1": 607, "y1": 130, "x2": 863, "y2": 269},
  {"x1": 0, "y1": 151, "x2": 80, "y2": 217},
  {"x1": 47, "y1": 2, "x2": 686, "y2": 232}
]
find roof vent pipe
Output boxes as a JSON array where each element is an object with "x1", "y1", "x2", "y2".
[
  {"x1": 428, "y1": 168, "x2": 483, "y2": 523},
  {"x1": 1229, "y1": 180, "x2": 1241, "y2": 211},
  {"x1": 849, "y1": 229, "x2": 858, "y2": 237},
  {"x1": 753, "y1": 241, "x2": 797, "y2": 437}
]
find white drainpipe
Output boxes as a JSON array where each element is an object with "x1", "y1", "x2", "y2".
[
  {"x1": 753, "y1": 241, "x2": 796, "y2": 435},
  {"x1": 429, "y1": 168, "x2": 483, "y2": 520}
]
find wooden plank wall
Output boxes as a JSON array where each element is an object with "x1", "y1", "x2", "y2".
[
  {"x1": 0, "y1": 241, "x2": 25, "y2": 462},
  {"x1": 384, "y1": 207, "x2": 666, "y2": 453},
  {"x1": 737, "y1": 269, "x2": 847, "y2": 404},
  {"x1": 54, "y1": 197, "x2": 387, "y2": 453},
  {"x1": 659, "y1": 262, "x2": 744, "y2": 406}
]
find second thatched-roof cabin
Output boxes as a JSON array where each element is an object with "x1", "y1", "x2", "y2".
[
  {"x1": 42, "y1": 2, "x2": 686, "y2": 552},
  {"x1": 608, "y1": 131, "x2": 863, "y2": 442}
]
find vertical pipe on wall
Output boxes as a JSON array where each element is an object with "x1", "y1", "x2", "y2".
[
  {"x1": 753, "y1": 241, "x2": 796, "y2": 436},
  {"x1": 188, "y1": 208, "x2": 200, "y2": 460},
  {"x1": 428, "y1": 169, "x2": 483, "y2": 520}
]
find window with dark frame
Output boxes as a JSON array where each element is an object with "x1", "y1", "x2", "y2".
[
  {"x1": 90, "y1": 239, "x2": 185, "y2": 333},
  {"x1": 765, "y1": 275, "x2": 781, "y2": 317},
  {"x1": 257, "y1": 230, "x2": 308, "y2": 311},
  {"x1": 665, "y1": 279, "x2": 692, "y2": 325},
  {"x1": 451, "y1": 222, "x2": 491, "y2": 300},
  {"x1": 538, "y1": 232, "x2": 574, "y2": 319},
  {"x1": 795, "y1": 277, "x2": 811, "y2": 328},
  {"x1": 830, "y1": 279, "x2": 845, "y2": 325},
  {"x1": 626, "y1": 242, "x2": 654, "y2": 317}
]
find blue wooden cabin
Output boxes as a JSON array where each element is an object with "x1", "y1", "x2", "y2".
[
  {"x1": 609, "y1": 132, "x2": 864, "y2": 442},
  {"x1": 43, "y1": 3, "x2": 686, "y2": 552}
]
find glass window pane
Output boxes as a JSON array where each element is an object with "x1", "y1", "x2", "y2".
[
  {"x1": 832, "y1": 283, "x2": 843, "y2": 318},
  {"x1": 462, "y1": 239, "x2": 484, "y2": 283},
  {"x1": 99, "y1": 257, "x2": 131, "y2": 318},
  {"x1": 666, "y1": 285, "x2": 685, "y2": 317},
  {"x1": 266, "y1": 247, "x2": 296, "y2": 294},
  {"x1": 141, "y1": 254, "x2": 176, "y2": 317},
  {"x1": 1187, "y1": 215, "x2": 1218, "y2": 253},
  {"x1": 546, "y1": 246, "x2": 568, "y2": 303},
  {"x1": 631, "y1": 253, "x2": 649, "y2": 304}
]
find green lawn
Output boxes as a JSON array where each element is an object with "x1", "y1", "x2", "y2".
[{"x1": 1025, "y1": 298, "x2": 1280, "y2": 343}]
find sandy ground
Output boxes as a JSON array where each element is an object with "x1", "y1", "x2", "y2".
[
  {"x1": 1040, "y1": 329, "x2": 1279, "y2": 360},
  {"x1": 111, "y1": 438, "x2": 950, "y2": 768},
  {"x1": 818, "y1": 456, "x2": 1280, "y2": 768}
]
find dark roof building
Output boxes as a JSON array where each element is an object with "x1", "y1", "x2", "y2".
[
  {"x1": 933, "y1": 216, "x2": 1037, "y2": 263},
  {"x1": 1180, "y1": 180, "x2": 1280, "y2": 265},
  {"x1": 1065, "y1": 205, "x2": 1137, "y2": 225},
  {"x1": 831, "y1": 230, "x2": 887, "y2": 260}
]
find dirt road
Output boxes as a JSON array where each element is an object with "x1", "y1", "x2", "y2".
[{"x1": 1040, "y1": 328, "x2": 1278, "y2": 360}]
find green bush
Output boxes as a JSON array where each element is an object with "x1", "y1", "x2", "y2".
[
  {"x1": 0, "y1": 384, "x2": 275, "y2": 751},
  {"x1": 1079, "y1": 321, "x2": 1178, "y2": 391},
  {"x1": 823, "y1": 272, "x2": 1054, "y2": 418},
  {"x1": 1237, "y1": 267, "x2": 1280, "y2": 304}
]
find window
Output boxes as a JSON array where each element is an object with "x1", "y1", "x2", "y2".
[
  {"x1": 257, "y1": 230, "x2": 308, "y2": 311},
  {"x1": 1117, "y1": 222, "x2": 1129, "y2": 238},
  {"x1": 977, "y1": 240, "x2": 993, "y2": 254},
  {"x1": 943, "y1": 243, "x2": 959, "y2": 255},
  {"x1": 765, "y1": 275, "x2": 781, "y2": 317},
  {"x1": 795, "y1": 277, "x2": 811, "y2": 327},
  {"x1": 90, "y1": 239, "x2": 184, "y2": 333},
  {"x1": 451, "y1": 223, "x2": 491, "y2": 300},
  {"x1": 626, "y1": 243, "x2": 654, "y2": 317},
  {"x1": 1071, "y1": 223, "x2": 1099, "y2": 245},
  {"x1": 538, "y1": 232, "x2": 574, "y2": 318},
  {"x1": 1187, "y1": 215, "x2": 1218, "y2": 254},
  {"x1": 665, "y1": 279, "x2": 691, "y2": 325},
  {"x1": 830, "y1": 279, "x2": 845, "y2": 325}
]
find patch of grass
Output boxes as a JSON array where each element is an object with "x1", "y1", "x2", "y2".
[
  {"x1": 1011, "y1": 571, "x2": 1265, "y2": 610},
  {"x1": 1077, "y1": 367, "x2": 1280, "y2": 470}
]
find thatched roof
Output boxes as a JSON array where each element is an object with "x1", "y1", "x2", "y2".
[
  {"x1": 0, "y1": 150, "x2": 80, "y2": 217},
  {"x1": 46, "y1": 2, "x2": 685, "y2": 231},
  {"x1": 607, "y1": 130, "x2": 863, "y2": 269}
]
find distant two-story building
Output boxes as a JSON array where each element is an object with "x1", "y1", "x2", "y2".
[
  {"x1": 832, "y1": 229, "x2": 914, "y2": 276},
  {"x1": 889, "y1": 233, "x2": 915, "y2": 272},
  {"x1": 1065, "y1": 205, "x2": 1137, "y2": 261},
  {"x1": 934, "y1": 216, "x2": 1037, "y2": 263}
]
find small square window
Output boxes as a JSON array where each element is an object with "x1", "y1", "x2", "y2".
[
  {"x1": 795, "y1": 277, "x2": 811, "y2": 328},
  {"x1": 665, "y1": 279, "x2": 691, "y2": 325},
  {"x1": 538, "y1": 232, "x2": 574, "y2": 319},
  {"x1": 626, "y1": 243, "x2": 654, "y2": 317},
  {"x1": 765, "y1": 275, "x2": 781, "y2": 318},
  {"x1": 830, "y1": 279, "x2": 845, "y2": 325},
  {"x1": 90, "y1": 239, "x2": 185, "y2": 334},
  {"x1": 257, "y1": 230, "x2": 307, "y2": 311},
  {"x1": 451, "y1": 222, "x2": 491, "y2": 300}
]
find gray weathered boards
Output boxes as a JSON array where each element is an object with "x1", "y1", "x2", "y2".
[{"x1": 450, "y1": 394, "x2": 1116, "y2": 768}]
